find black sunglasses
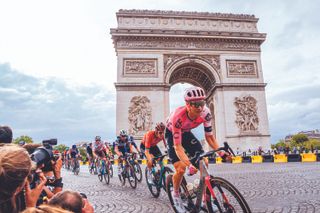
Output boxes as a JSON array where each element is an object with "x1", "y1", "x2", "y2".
[{"x1": 189, "y1": 100, "x2": 205, "y2": 108}]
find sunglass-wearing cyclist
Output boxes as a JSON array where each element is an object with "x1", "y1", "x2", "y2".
[
  {"x1": 140, "y1": 122, "x2": 167, "y2": 169},
  {"x1": 165, "y1": 86, "x2": 228, "y2": 212}
]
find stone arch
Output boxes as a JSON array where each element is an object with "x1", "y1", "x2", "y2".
[
  {"x1": 165, "y1": 57, "x2": 221, "y2": 93},
  {"x1": 111, "y1": 9, "x2": 271, "y2": 150}
]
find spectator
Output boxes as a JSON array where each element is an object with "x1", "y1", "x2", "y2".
[
  {"x1": 0, "y1": 125, "x2": 13, "y2": 144},
  {"x1": 48, "y1": 190, "x2": 94, "y2": 213},
  {"x1": 22, "y1": 144, "x2": 63, "y2": 201},
  {"x1": 22, "y1": 204, "x2": 72, "y2": 213},
  {"x1": 0, "y1": 144, "x2": 46, "y2": 213}
]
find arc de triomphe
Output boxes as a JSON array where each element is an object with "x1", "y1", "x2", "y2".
[{"x1": 111, "y1": 9, "x2": 270, "y2": 151}]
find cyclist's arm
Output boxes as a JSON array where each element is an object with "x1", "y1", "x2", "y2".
[
  {"x1": 144, "y1": 134, "x2": 153, "y2": 162},
  {"x1": 205, "y1": 134, "x2": 219, "y2": 151},
  {"x1": 114, "y1": 145, "x2": 122, "y2": 157},
  {"x1": 129, "y1": 143, "x2": 134, "y2": 153}
]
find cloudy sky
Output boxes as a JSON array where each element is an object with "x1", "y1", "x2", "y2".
[{"x1": 0, "y1": 0, "x2": 319, "y2": 146}]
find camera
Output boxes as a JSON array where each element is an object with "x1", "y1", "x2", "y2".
[{"x1": 30, "y1": 139, "x2": 58, "y2": 172}]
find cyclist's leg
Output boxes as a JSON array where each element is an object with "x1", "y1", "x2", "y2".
[
  {"x1": 166, "y1": 129, "x2": 186, "y2": 193},
  {"x1": 181, "y1": 131, "x2": 204, "y2": 169}
]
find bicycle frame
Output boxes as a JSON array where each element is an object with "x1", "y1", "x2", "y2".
[
  {"x1": 185, "y1": 157, "x2": 232, "y2": 212},
  {"x1": 152, "y1": 157, "x2": 166, "y2": 188}
]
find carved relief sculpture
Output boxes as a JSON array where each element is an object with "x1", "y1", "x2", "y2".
[
  {"x1": 227, "y1": 60, "x2": 257, "y2": 77},
  {"x1": 128, "y1": 96, "x2": 152, "y2": 135},
  {"x1": 124, "y1": 59, "x2": 157, "y2": 76},
  {"x1": 234, "y1": 95, "x2": 259, "y2": 132},
  {"x1": 164, "y1": 54, "x2": 220, "y2": 72}
]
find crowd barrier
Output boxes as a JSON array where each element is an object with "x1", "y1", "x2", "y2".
[
  {"x1": 251, "y1": 155, "x2": 263, "y2": 163},
  {"x1": 274, "y1": 154, "x2": 288, "y2": 163},
  {"x1": 79, "y1": 153, "x2": 319, "y2": 166},
  {"x1": 301, "y1": 153, "x2": 316, "y2": 162},
  {"x1": 287, "y1": 154, "x2": 301, "y2": 162},
  {"x1": 262, "y1": 155, "x2": 274, "y2": 162}
]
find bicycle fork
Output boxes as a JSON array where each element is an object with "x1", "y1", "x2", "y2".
[{"x1": 205, "y1": 176, "x2": 231, "y2": 212}]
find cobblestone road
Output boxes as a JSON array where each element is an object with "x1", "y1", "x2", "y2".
[{"x1": 62, "y1": 162, "x2": 320, "y2": 213}]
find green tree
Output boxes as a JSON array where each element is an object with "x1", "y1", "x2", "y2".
[
  {"x1": 291, "y1": 134, "x2": 308, "y2": 144},
  {"x1": 13, "y1": 135, "x2": 33, "y2": 145},
  {"x1": 78, "y1": 147, "x2": 87, "y2": 162},
  {"x1": 54, "y1": 144, "x2": 68, "y2": 153},
  {"x1": 303, "y1": 139, "x2": 320, "y2": 151},
  {"x1": 272, "y1": 139, "x2": 286, "y2": 149}
]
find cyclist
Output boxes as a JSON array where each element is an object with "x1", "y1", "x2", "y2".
[
  {"x1": 128, "y1": 135, "x2": 141, "y2": 154},
  {"x1": 93, "y1": 136, "x2": 111, "y2": 172},
  {"x1": 114, "y1": 130, "x2": 134, "y2": 173},
  {"x1": 141, "y1": 122, "x2": 167, "y2": 183},
  {"x1": 63, "y1": 147, "x2": 69, "y2": 168},
  {"x1": 86, "y1": 143, "x2": 95, "y2": 172},
  {"x1": 165, "y1": 86, "x2": 228, "y2": 212},
  {"x1": 70, "y1": 144, "x2": 80, "y2": 172}
]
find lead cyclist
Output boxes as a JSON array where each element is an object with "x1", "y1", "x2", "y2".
[{"x1": 165, "y1": 86, "x2": 230, "y2": 212}]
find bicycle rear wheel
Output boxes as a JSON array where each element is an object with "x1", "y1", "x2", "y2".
[
  {"x1": 161, "y1": 166, "x2": 173, "y2": 192},
  {"x1": 104, "y1": 168, "x2": 110, "y2": 185},
  {"x1": 166, "y1": 174, "x2": 194, "y2": 213},
  {"x1": 133, "y1": 162, "x2": 142, "y2": 182},
  {"x1": 205, "y1": 176, "x2": 251, "y2": 213},
  {"x1": 145, "y1": 167, "x2": 160, "y2": 198},
  {"x1": 109, "y1": 163, "x2": 113, "y2": 178}
]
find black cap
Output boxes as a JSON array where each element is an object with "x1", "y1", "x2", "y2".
[{"x1": 0, "y1": 126, "x2": 13, "y2": 144}]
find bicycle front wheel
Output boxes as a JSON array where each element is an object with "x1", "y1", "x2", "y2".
[
  {"x1": 206, "y1": 176, "x2": 251, "y2": 213},
  {"x1": 145, "y1": 167, "x2": 160, "y2": 198},
  {"x1": 127, "y1": 165, "x2": 137, "y2": 189},
  {"x1": 104, "y1": 169, "x2": 110, "y2": 185},
  {"x1": 133, "y1": 162, "x2": 142, "y2": 182}
]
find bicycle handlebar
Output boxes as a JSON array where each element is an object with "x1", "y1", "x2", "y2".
[
  {"x1": 152, "y1": 154, "x2": 168, "y2": 162},
  {"x1": 198, "y1": 142, "x2": 235, "y2": 160}
]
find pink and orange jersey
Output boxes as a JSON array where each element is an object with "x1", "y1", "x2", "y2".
[
  {"x1": 166, "y1": 106, "x2": 213, "y2": 145},
  {"x1": 141, "y1": 130, "x2": 166, "y2": 149}
]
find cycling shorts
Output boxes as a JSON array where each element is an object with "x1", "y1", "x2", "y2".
[
  {"x1": 140, "y1": 143, "x2": 162, "y2": 158},
  {"x1": 165, "y1": 128, "x2": 204, "y2": 168}
]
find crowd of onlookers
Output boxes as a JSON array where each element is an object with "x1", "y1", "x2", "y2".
[
  {"x1": 0, "y1": 125, "x2": 95, "y2": 213},
  {"x1": 236, "y1": 145, "x2": 319, "y2": 157}
]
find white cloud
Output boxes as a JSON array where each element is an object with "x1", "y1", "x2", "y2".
[{"x1": 0, "y1": 0, "x2": 319, "y2": 144}]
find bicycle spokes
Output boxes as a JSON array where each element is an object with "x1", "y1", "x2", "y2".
[{"x1": 206, "y1": 177, "x2": 250, "y2": 213}]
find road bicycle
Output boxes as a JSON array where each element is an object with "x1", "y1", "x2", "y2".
[
  {"x1": 97, "y1": 157, "x2": 111, "y2": 184},
  {"x1": 118, "y1": 153, "x2": 138, "y2": 189},
  {"x1": 88, "y1": 157, "x2": 98, "y2": 175},
  {"x1": 72, "y1": 157, "x2": 80, "y2": 175},
  {"x1": 166, "y1": 142, "x2": 251, "y2": 213},
  {"x1": 145, "y1": 154, "x2": 173, "y2": 198}
]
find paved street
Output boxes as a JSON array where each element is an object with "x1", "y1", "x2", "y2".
[{"x1": 62, "y1": 162, "x2": 320, "y2": 213}]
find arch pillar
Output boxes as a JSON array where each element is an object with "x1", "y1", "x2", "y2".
[{"x1": 111, "y1": 9, "x2": 271, "y2": 151}]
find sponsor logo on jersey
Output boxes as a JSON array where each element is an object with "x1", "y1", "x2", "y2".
[
  {"x1": 205, "y1": 113, "x2": 212, "y2": 121},
  {"x1": 174, "y1": 119, "x2": 182, "y2": 128}
]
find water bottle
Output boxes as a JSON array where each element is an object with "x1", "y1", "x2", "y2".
[
  {"x1": 186, "y1": 182, "x2": 195, "y2": 197},
  {"x1": 193, "y1": 179, "x2": 200, "y2": 194}
]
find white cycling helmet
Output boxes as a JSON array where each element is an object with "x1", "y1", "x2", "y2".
[
  {"x1": 184, "y1": 86, "x2": 206, "y2": 102},
  {"x1": 119, "y1": 129, "x2": 127, "y2": 136}
]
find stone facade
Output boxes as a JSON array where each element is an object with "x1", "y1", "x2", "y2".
[{"x1": 111, "y1": 9, "x2": 270, "y2": 150}]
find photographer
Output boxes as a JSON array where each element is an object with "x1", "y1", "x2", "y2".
[
  {"x1": 0, "y1": 144, "x2": 47, "y2": 213},
  {"x1": 28, "y1": 139, "x2": 64, "y2": 204}
]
